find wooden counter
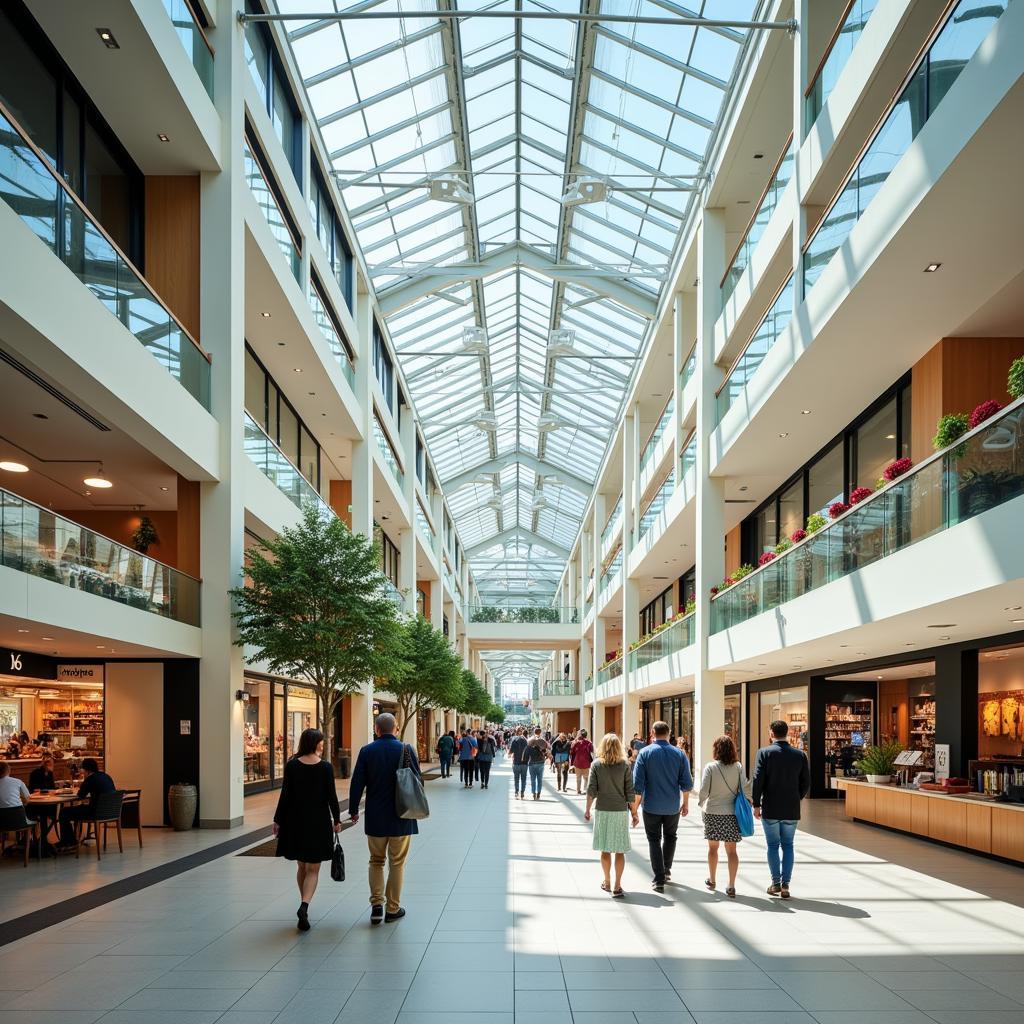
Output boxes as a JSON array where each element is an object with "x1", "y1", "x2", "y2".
[
  {"x1": 834, "y1": 778, "x2": 1024, "y2": 863},
  {"x1": 0, "y1": 757, "x2": 101, "y2": 786}
]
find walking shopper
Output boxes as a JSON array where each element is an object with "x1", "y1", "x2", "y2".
[
  {"x1": 697, "y1": 735, "x2": 752, "y2": 898},
  {"x1": 752, "y1": 719, "x2": 810, "y2": 899},
  {"x1": 551, "y1": 732, "x2": 571, "y2": 791},
  {"x1": 631, "y1": 720, "x2": 693, "y2": 893},
  {"x1": 476, "y1": 730, "x2": 496, "y2": 788},
  {"x1": 526, "y1": 728, "x2": 549, "y2": 800},
  {"x1": 457, "y1": 728, "x2": 478, "y2": 788},
  {"x1": 584, "y1": 733, "x2": 638, "y2": 898},
  {"x1": 509, "y1": 727, "x2": 529, "y2": 799},
  {"x1": 348, "y1": 713, "x2": 420, "y2": 924},
  {"x1": 570, "y1": 729, "x2": 594, "y2": 794},
  {"x1": 436, "y1": 730, "x2": 455, "y2": 779},
  {"x1": 272, "y1": 728, "x2": 342, "y2": 932}
]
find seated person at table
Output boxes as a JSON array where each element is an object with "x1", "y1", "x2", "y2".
[
  {"x1": 5, "y1": 738, "x2": 20, "y2": 759},
  {"x1": 0, "y1": 761, "x2": 30, "y2": 808},
  {"x1": 57, "y1": 758, "x2": 114, "y2": 848},
  {"x1": 29, "y1": 756, "x2": 56, "y2": 793}
]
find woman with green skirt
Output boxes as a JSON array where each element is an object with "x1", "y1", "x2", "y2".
[{"x1": 584, "y1": 733, "x2": 638, "y2": 897}]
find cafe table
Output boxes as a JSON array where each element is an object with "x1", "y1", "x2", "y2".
[{"x1": 26, "y1": 792, "x2": 84, "y2": 849}]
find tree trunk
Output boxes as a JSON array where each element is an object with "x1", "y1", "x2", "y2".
[{"x1": 399, "y1": 699, "x2": 415, "y2": 739}]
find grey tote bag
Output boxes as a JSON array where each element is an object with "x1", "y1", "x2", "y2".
[{"x1": 396, "y1": 743, "x2": 430, "y2": 819}]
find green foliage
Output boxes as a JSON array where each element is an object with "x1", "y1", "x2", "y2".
[
  {"x1": 469, "y1": 604, "x2": 560, "y2": 624},
  {"x1": 854, "y1": 739, "x2": 903, "y2": 776},
  {"x1": 731, "y1": 563, "x2": 755, "y2": 581},
  {"x1": 485, "y1": 703, "x2": 505, "y2": 725},
  {"x1": 933, "y1": 412, "x2": 969, "y2": 451},
  {"x1": 1009, "y1": 356, "x2": 1024, "y2": 400},
  {"x1": 774, "y1": 538, "x2": 793, "y2": 554},
  {"x1": 230, "y1": 504, "x2": 407, "y2": 757},
  {"x1": 458, "y1": 669, "x2": 492, "y2": 718},
  {"x1": 806, "y1": 512, "x2": 827, "y2": 534},
  {"x1": 389, "y1": 615, "x2": 464, "y2": 739},
  {"x1": 131, "y1": 515, "x2": 160, "y2": 553}
]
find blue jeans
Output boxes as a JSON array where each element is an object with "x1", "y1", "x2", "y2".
[
  {"x1": 762, "y1": 818, "x2": 798, "y2": 884},
  {"x1": 513, "y1": 763, "x2": 528, "y2": 795},
  {"x1": 528, "y1": 762, "x2": 545, "y2": 795},
  {"x1": 439, "y1": 754, "x2": 452, "y2": 778}
]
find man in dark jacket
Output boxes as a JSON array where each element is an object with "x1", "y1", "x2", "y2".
[
  {"x1": 57, "y1": 757, "x2": 115, "y2": 848},
  {"x1": 348, "y1": 713, "x2": 420, "y2": 924},
  {"x1": 751, "y1": 719, "x2": 810, "y2": 900}
]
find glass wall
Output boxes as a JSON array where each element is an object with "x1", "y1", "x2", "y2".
[
  {"x1": 309, "y1": 159, "x2": 354, "y2": 309},
  {"x1": 641, "y1": 694, "x2": 694, "y2": 760},
  {"x1": 748, "y1": 686, "x2": 807, "y2": 767},
  {"x1": 243, "y1": 676, "x2": 323, "y2": 792},
  {"x1": 243, "y1": 678, "x2": 271, "y2": 785}
]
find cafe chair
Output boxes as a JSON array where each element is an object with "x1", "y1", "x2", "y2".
[
  {"x1": 0, "y1": 806, "x2": 41, "y2": 866},
  {"x1": 74, "y1": 791, "x2": 124, "y2": 860},
  {"x1": 119, "y1": 789, "x2": 143, "y2": 847}
]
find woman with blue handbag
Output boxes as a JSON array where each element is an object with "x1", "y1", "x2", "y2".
[{"x1": 697, "y1": 735, "x2": 752, "y2": 899}]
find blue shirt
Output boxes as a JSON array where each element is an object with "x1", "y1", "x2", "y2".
[
  {"x1": 458, "y1": 736, "x2": 477, "y2": 761},
  {"x1": 632, "y1": 740, "x2": 693, "y2": 814}
]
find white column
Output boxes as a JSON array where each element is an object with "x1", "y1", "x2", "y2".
[
  {"x1": 694, "y1": 207, "x2": 728, "y2": 778},
  {"x1": 399, "y1": 410, "x2": 416, "y2": 614},
  {"x1": 350, "y1": 292, "x2": 374, "y2": 539},
  {"x1": 793, "y1": 0, "x2": 810, "y2": 287},
  {"x1": 673, "y1": 293, "x2": 685, "y2": 465},
  {"x1": 622, "y1": 405, "x2": 640, "y2": 740}
]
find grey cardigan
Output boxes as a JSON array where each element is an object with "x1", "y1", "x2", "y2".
[
  {"x1": 586, "y1": 758, "x2": 636, "y2": 812},
  {"x1": 698, "y1": 760, "x2": 752, "y2": 816}
]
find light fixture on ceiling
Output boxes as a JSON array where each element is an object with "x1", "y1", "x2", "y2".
[
  {"x1": 83, "y1": 466, "x2": 112, "y2": 489},
  {"x1": 293, "y1": 367, "x2": 302, "y2": 373},
  {"x1": 800, "y1": 409, "x2": 811, "y2": 415},
  {"x1": 738, "y1": 485, "x2": 748, "y2": 492},
  {"x1": 939, "y1": 636, "x2": 951, "y2": 641},
  {"x1": 32, "y1": 413, "x2": 48, "y2": 420},
  {"x1": 753, "y1": 152, "x2": 764, "y2": 159},
  {"x1": 96, "y1": 27, "x2": 119, "y2": 48},
  {"x1": 472, "y1": 412, "x2": 499, "y2": 433},
  {"x1": 546, "y1": 328, "x2": 577, "y2": 356},
  {"x1": 538, "y1": 412, "x2": 568, "y2": 433},
  {"x1": 259, "y1": 311, "x2": 271, "y2": 318},
  {"x1": 0, "y1": 460, "x2": 29, "y2": 473},
  {"x1": 561, "y1": 177, "x2": 608, "y2": 207},
  {"x1": 17, "y1": 628, "x2": 29, "y2": 634},
  {"x1": 778, "y1": 432, "x2": 789, "y2": 438},
  {"x1": 461, "y1": 326, "x2": 488, "y2": 353},
  {"x1": 1013, "y1": 619, "x2": 1024, "y2": 624},
  {"x1": 531, "y1": 496, "x2": 549, "y2": 512},
  {"x1": 429, "y1": 174, "x2": 474, "y2": 205},
  {"x1": 41, "y1": 636, "x2": 53, "y2": 641},
  {"x1": 157, "y1": 132, "x2": 170, "y2": 143},
  {"x1": 924, "y1": 263, "x2": 941, "y2": 273}
]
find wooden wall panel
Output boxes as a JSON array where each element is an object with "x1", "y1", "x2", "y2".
[
  {"x1": 991, "y1": 807, "x2": 1024, "y2": 862},
  {"x1": 927, "y1": 799, "x2": 966, "y2": 846},
  {"x1": 330, "y1": 480, "x2": 352, "y2": 528},
  {"x1": 144, "y1": 176, "x2": 201, "y2": 339},
  {"x1": 176, "y1": 475, "x2": 200, "y2": 578},
  {"x1": 965, "y1": 803, "x2": 992, "y2": 853},
  {"x1": 879, "y1": 680, "x2": 909, "y2": 746},
  {"x1": 417, "y1": 579, "x2": 432, "y2": 621},
  {"x1": 53, "y1": 509, "x2": 178, "y2": 568},
  {"x1": 725, "y1": 525, "x2": 741, "y2": 575},
  {"x1": 910, "y1": 342, "x2": 943, "y2": 464}
]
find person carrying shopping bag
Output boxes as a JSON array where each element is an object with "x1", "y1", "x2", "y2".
[{"x1": 697, "y1": 735, "x2": 752, "y2": 899}]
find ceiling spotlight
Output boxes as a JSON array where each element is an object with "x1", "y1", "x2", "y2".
[
  {"x1": 0, "y1": 460, "x2": 29, "y2": 473},
  {"x1": 429, "y1": 174, "x2": 474, "y2": 205},
  {"x1": 546, "y1": 328, "x2": 577, "y2": 356},
  {"x1": 41, "y1": 637, "x2": 53, "y2": 641},
  {"x1": 160, "y1": 486, "x2": 169, "y2": 492},
  {"x1": 260, "y1": 311, "x2": 272, "y2": 318},
  {"x1": 157, "y1": 132, "x2": 170, "y2": 143},
  {"x1": 800, "y1": 409, "x2": 811, "y2": 415},
  {"x1": 83, "y1": 466, "x2": 112, "y2": 489},
  {"x1": 472, "y1": 412, "x2": 499, "y2": 433},
  {"x1": 17, "y1": 628, "x2": 29, "y2": 634},
  {"x1": 1013, "y1": 619, "x2": 1024, "y2": 624},
  {"x1": 97, "y1": 27, "x2": 120, "y2": 48},
  {"x1": 923, "y1": 263, "x2": 941, "y2": 273},
  {"x1": 561, "y1": 177, "x2": 608, "y2": 207},
  {"x1": 778, "y1": 432, "x2": 789, "y2": 438},
  {"x1": 293, "y1": 367, "x2": 303, "y2": 373}
]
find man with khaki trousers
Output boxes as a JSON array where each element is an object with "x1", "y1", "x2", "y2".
[{"x1": 348, "y1": 713, "x2": 420, "y2": 924}]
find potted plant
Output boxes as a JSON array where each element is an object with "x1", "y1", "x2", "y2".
[
  {"x1": 805, "y1": 513, "x2": 827, "y2": 535},
  {"x1": 131, "y1": 515, "x2": 160, "y2": 554},
  {"x1": 969, "y1": 399, "x2": 1002, "y2": 429},
  {"x1": 1009, "y1": 356, "x2": 1024, "y2": 399},
  {"x1": 933, "y1": 412, "x2": 968, "y2": 451},
  {"x1": 854, "y1": 739, "x2": 903, "y2": 785}
]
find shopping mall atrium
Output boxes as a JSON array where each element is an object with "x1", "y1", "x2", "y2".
[{"x1": 1, "y1": 0, "x2": 1023, "y2": 1017}]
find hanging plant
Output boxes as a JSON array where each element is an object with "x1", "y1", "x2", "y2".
[
  {"x1": 1009, "y1": 356, "x2": 1024, "y2": 399},
  {"x1": 849, "y1": 486, "x2": 873, "y2": 505},
  {"x1": 789, "y1": 528, "x2": 807, "y2": 543},
  {"x1": 828, "y1": 500, "x2": 850, "y2": 520},
  {"x1": 933, "y1": 412, "x2": 969, "y2": 451},
  {"x1": 758, "y1": 551, "x2": 776, "y2": 566},
  {"x1": 131, "y1": 515, "x2": 160, "y2": 554},
  {"x1": 882, "y1": 457, "x2": 913, "y2": 482},
  {"x1": 969, "y1": 399, "x2": 1002, "y2": 429},
  {"x1": 806, "y1": 513, "x2": 827, "y2": 535}
]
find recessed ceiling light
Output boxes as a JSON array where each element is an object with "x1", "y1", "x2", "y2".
[
  {"x1": 885, "y1": 433, "x2": 895, "y2": 440},
  {"x1": 17, "y1": 628, "x2": 29, "y2": 634},
  {"x1": 277, "y1": 341, "x2": 286, "y2": 346},
  {"x1": 939, "y1": 636, "x2": 950, "y2": 641},
  {"x1": 800, "y1": 409, "x2": 811, "y2": 415},
  {"x1": 778, "y1": 432, "x2": 788, "y2": 438},
  {"x1": 0, "y1": 460, "x2": 29, "y2": 473},
  {"x1": 928, "y1": 624, "x2": 956, "y2": 628},
  {"x1": 905, "y1": 642, "x2": 915, "y2": 646},
  {"x1": 308, "y1": 391, "x2": 316, "y2": 396},
  {"x1": 737, "y1": 200, "x2": 751, "y2": 205},
  {"x1": 923, "y1": 263, "x2": 941, "y2": 273},
  {"x1": 260, "y1": 311, "x2": 271, "y2": 318},
  {"x1": 753, "y1": 152, "x2": 764, "y2": 159},
  {"x1": 1012, "y1": 619, "x2": 1024, "y2": 624},
  {"x1": 95, "y1": 645, "x2": 105, "y2": 649},
  {"x1": 157, "y1": 132, "x2": 170, "y2": 143},
  {"x1": 293, "y1": 367, "x2": 302, "y2": 373},
  {"x1": 41, "y1": 636, "x2": 53, "y2": 641},
  {"x1": 738, "y1": 485, "x2": 748, "y2": 492},
  {"x1": 32, "y1": 413, "x2": 48, "y2": 420},
  {"x1": 96, "y1": 27, "x2": 119, "y2": 48},
  {"x1": 1005, "y1": 606, "x2": 1022, "y2": 612},
  {"x1": 160, "y1": 486, "x2": 169, "y2": 491}
]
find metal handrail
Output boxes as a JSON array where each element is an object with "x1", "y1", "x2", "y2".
[{"x1": 804, "y1": 0, "x2": 858, "y2": 98}]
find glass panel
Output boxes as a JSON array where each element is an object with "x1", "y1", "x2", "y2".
[
  {"x1": 0, "y1": 487, "x2": 199, "y2": 625},
  {"x1": 852, "y1": 396, "x2": 898, "y2": 492},
  {"x1": 162, "y1": 0, "x2": 215, "y2": 99},
  {"x1": 373, "y1": 417, "x2": 404, "y2": 489},
  {"x1": 779, "y1": 477, "x2": 804, "y2": 542},
  {"x1": 636, "y1": 471, "x2": 675, "y2": 544},
  {"x1": 640, "y1": 399, "x2": 675, "y2": 472},
  {"x1": 244, "y1": 16, "x2": 269, "y2": 98},
  {"x1": 286, "y1": 685, "x2": 317, "y2": 760},
  {"x1": 805, "y1": 0, "x2": 879, "y2": 130},
  {"x1": 0, "y1": 9, "x2": 58, "y2": 166},
  {"x1": 243, "y1": 411, "x2": 334, "y2": 517},
  {"x1": 278, "y1": 401, "x2": 299, "y2": 467},
  {"x1": 84, "y1": 122, "x2": 131, "y2": 255},
  {"x1": 626, "y1": 612, "x2": 696, "y2": 672},
  {"x1": 808, "y1": 441, "x2": 844, "y2": 519},
  {"x1": 308, "y1": 278, "x2": 356, "y2": 388},
  {"x1": 244, "y1": 348, "x2": 265, "y2": 425},
  {"x1": 243, "y1": 678, "x2": 271, "y2": 784},
  {"x1": 243, "y1": 136, "x2": 300, "y2": 280},
  {"x1": 469, "y1": 604, "x2": 578, "y2": 624},
  {"x1": 62, "y1": 89, "x2": 82, "y2": 194},
  {"x1": 273, "y1": 691, "x2": 285, "y2": 778},
  {"x1": 272, "y1": 65, "x2": 299, "y2": 184},
  {"x1": 299, "y1": 423, "x2": 318, "y2": 491}
]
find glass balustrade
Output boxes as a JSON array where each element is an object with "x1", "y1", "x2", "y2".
[
  {"x1": 640, "y1": 399, "x2": 675, "y2": 473},
  {"x1": 415, "y1": 500, "x2": 434, "y2": 540},
  {"x1": 0, "y1": 104, "x2": 211, "y2": 410},
  {"x1": 542, "y1": 679, "x2": 579, "y2": 697},
  {"x1": 711, "y1": 399, "x2": 1024, "y2": 632},
  {"x1": 716, "y1": 275, "x2": 795, "y2": 422},
  {"x1": 680, "y1": 435, "x2": 697, "y2": 478},
  {"x1": 244, "y1": 138, "x2": 300, "y2": 281},
  {"x1": 308, "y1": 281, "x2": 356, "y2": 388},
  {"x1": 162, "y1": 0, "x2": 214, "y2": 99},
  {"x1": 601, "y1": 495, "x2": 623, "y2": 546},
  {"x1": 599, "y1": 549, "x2": 623, "y2": 594},
  {"x1": 627, "y1": 613, "x2": 696, "y2": 673},
  {"x1": 804, "y1": 0, "x2": 1010, "y2": 295},
  {"x1": 373, "y1": 418, "x2": 404, "y2": 489},
  {"x1": 721, "y1": 139, "x2": 794, "y2": 303},
  {"x1": 597, "y1": 656, "x2": 624, "y2": 686},
  {"x1": 636, "y1": 471, "x2": 675, "y2": 544},
  {"x1": 680, "y1": 344, "x2": 697, "y2": 394},
  {"x1": 805, "y1": 0, "x2": 878, "y2": 131},
  {"x1": 244, "y1": 413, "x2": 333, "y2": 518},
  {"x1": 469, "y1": 604, "x2": 579, "y2": 624},
  {"x1": 0, "y1": 488, "x2": 200, "y2": 626}
]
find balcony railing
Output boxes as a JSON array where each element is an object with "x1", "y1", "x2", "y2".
[
  {"x1": 0, "y1": 487, "x2": 200, "y2": 626},
  {"x1": 162, "y1": 0, "x2": 214, "y2": 99},
  {"x1": 597, "y1": 656, "x2": 624, "y2": 686},
  {"x1": 805, "y1": 0, "x2": 878, "y2": 131},
  {"x1": 415, "y1": 499, "x2": 434, "y2": 540},
  {"x1": 601, "y1": 495, "x2": 623, "y2": 546},
  {"x1": 711, "y1": 397, "x2": 1024, "y2": 632},
  {"x1": 636, "y1": 471, "x2": 675, "y2": 544},
  {"x1": 0, "y1": 102, "x2": 211, "y2": 410},
  {"x1": 640, "y1": 399, "x2": 674, "y2": 473},
  {"x1": 244, "y1": 137, "x2": 300, "y2": 281},
  {"x1": 680, "y1": 433, "x2": 697, "y2": 478},
  {"x1": 721, "y1": 137, "x2": 794, "y2": 303},
  {"x1": 804, "y1": 0, "x2": 1010, "y2": 296},
  {"x1": 599, "y1": 549, "x2": 622, "y2": 594},
  {"x1": 469, "y1": 604, "x2": 579, "y2": 624},
  {"x1": 244, "y1": 412, "x2": 332, "y2": 518},
  {"x1": 716, "y1": 275, "x2": 795, "y2": 422},
  {"x1": 680, "y1": 343, "x2": 697, "y2": 394},
  {"x1": 627, "y1": 613, "x2": 696, "y2": 673},
  {"x1": 542, "y1": 679, "x2": 579, "y2": 697},
  {"x1": 373, "y1": 417, "x2": 404, "y2": 489},
  {"x1": 382, "y1": 578, "x2": 405, "y2": 611},
  {"x1": 308, "y1": 278, "x2": 356, "y2": 389}
]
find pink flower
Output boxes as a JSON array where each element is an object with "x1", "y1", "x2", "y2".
[
  {"x1": 969, "y1": 399, "x2": 1002, "y2": 429},
  {"x1": 790, "y1": 528, "x2": 807, "y2": 543},
  {"x1": 828, "y1": 501, "x2": 850, "y2": 519},
  {"x1": 710, "y1": 586, "x2": 719, "y2": 597},
  {"x1": 849, "y1": 486, "x2": 873, "y2": 505},
  {"x1": 758, "y1": 551, "x2": 776, "y2": 566},
  {"x1": 883, "y1": 457, "x2": 913, "y2": 481}
]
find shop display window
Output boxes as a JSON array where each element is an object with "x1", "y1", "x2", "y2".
[
  {"x1": 243, "y1": 678, "x2": 271, "y2": 784},
  {"x1": 749, "y1": 687, "x2": 807, "y2": 766},
  {"x1": 724, "y1": 693, "x2": 741, "y2": 741},
  {"x1": 978, "y1": 644, "x2": 1024, "y2": 759}
]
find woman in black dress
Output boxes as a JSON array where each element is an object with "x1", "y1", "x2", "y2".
[{"x1": 273, "y1": 728, "x2": 341, "y2": 931}]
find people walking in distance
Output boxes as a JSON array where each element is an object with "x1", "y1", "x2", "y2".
[
  {"x1": 526, "y1": 727, "x2": 549, "y2": 800},
  {"x1": 629, "y1": 733, "x2": 645, "y2": 753},
  {"x1": 272, "y1": 728, "x2": 342, "y2": 932},
  {"x1": 752, "y1": 719, "x2": 810, "y2": 899},
  {"x1": 476, "y1": 729, "x2": 496, "y2": 789},
  {"x1": 631, "y1": 720, "x2": 693, "y2": 893},
  {"x1": 551, "y1": 732, "x2": 571, "y2": 792},
  {"x1": 509, "y1": 726, "x2": 529, "y2": 800},
  {"x1": 457, "y1": 728, "x2": 478, "y2": 788},
  {"x1": 348, "y1": 713, "x2": 419, "y2": 924},
  {"x1": 436, "y1": 730, "x2": 455, "y2": 779},
  {"x1": 570, "y1": 729, "x2": 594, "y2": 794},
  {"x1": 698, "y1": 735, "x2": 752, "y2": 899},
  {"x1": 584, "y1": 733, "x2": 638, "y2": 898}
]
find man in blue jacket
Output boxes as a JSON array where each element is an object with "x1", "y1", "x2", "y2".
[
  {"x1": 631, "y1": 721, "x2": 693, "y2": 893},
  {"x1": 348, "y1": 712, "x2": 420, "y2": 924}
]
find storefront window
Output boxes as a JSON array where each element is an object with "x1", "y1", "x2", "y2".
[
  {"x1": 273, "y1": 684, "x2": 286, "y2": 779},
  {"x1": 724, "y1": 693, "x2": 740, "y2": 740},
  {"x1": 243, "y1": 678, "x2": 271, "y2": 784},
  {"x1": 808, "y1": 441, "x2": 844, "y2": 519},
  {"x1": 285, "y1": 685, "x2": 317, "y2": 761},
  {"x1": 851, "y1": 396, "x2": 898, "y2": 491},
  {"x1": 751, "y1": 687, "x2": 807, "y2": 759},
  {"x1": 0, "y1": 700, "x2": 20, "y2": 744},
  {"x1": 978, "y1": 643, "x2": 1024, "y2": 760},
  {"x1": 778, "y1": 478, "x2": 804, "y2": 543}
]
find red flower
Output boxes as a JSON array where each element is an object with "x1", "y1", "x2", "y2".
[
  {"x1": 969, "y1": 399, "x2": 1002, "y2": 429},
  {"x1": 710, "y1": 586, "x2": 719, "y2": 597},
  {"x1": 849, "y1": 486, "x2": 873, "y2": 505},
  {"x1": 790, "y1": 528, "x2": 807, "y2": 543},
  {"x1": 828, "y1": 500, "x2": 850, "y2": 519},
  {"x1": 883, "y1": 457, "x2": 913, "y2": 481},
  {"x1": 758, "y1": 551, "x2": 776, "y2": 566}
]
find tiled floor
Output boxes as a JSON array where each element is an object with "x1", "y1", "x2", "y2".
[{"x1": 2, "y1": 757, "x2": 1023, "y2": 1024}]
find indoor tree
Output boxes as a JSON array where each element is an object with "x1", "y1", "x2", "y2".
[
  {"x1": 230, "y1": 503, "x2": 407, "y2": 765},
  {"x1": 485, "y1": 703, "x2": 506, "y2": 726},
  {"x1": 458, "y1": 669, "x2": 492, "y2": 725},
  {"x1": 389, "y1": 615, "x2": 465, "y2": 740}
]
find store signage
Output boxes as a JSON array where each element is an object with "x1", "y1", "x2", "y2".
[
  {"x1": 935, "y1": 743, "x2": 950, "y2": 782},
  {"x1": 0, "y1": 647, "x2": 56, "y2": 680},
  {"x1": 57, "y1": 664, "x2": 105, "y2": 683}
]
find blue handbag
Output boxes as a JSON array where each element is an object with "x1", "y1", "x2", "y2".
[{"x1": 719, "y1": 763, "x2": 755, "y2": 837}]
